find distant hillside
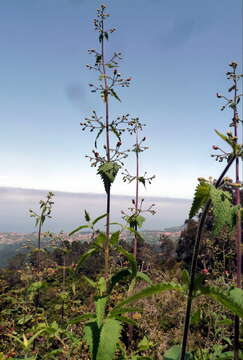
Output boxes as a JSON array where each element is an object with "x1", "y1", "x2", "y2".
[
  {"x1": 163, "y1": 225, "x2": 184, "y2": 232},
  {"x1": 0, "y1": 229, "x2": 182, "y2": 267}
]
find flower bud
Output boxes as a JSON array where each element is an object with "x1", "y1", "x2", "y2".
[
  {"x1": 229, "y1": 61, "x2": 237, "y2": 68},
  {"x1": 201, "y1": 268, "x2": 209, "y2": 274},
  {"x1": 197, "y1": 177, "x2": 206, "y2": 182},
  {"x1": 212, "y1": 145, "x2": 219, "y2": 150}
]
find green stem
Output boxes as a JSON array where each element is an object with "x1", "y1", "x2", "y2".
[{"x1": 134, "y1": 128, "x2": 139, "y2": 259}]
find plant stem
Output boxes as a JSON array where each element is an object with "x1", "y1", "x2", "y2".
[
  {"x1": 35, "y1": 220, "x2": 42, "y2": 307},
  {"x1": 133, "y1": 128, "x2": 139, "y2": 259},
  {"x1": 61, "y1": 253, "x2": 66, "y2": 322},
  {"x1": 101, "y1": 14, "x2": 111, "y2": 278},
  {"x1": 180, "y1": 155, "x2": 236, "y2": 360},
  {"x1": 37, "y1": 220, "x2": 41, "y2": 273},
  {"x1": 232, "y1": 66, "x2": 242, "y2": 360}
]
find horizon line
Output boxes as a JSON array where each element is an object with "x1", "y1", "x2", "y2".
[{"x1": 0, "y1": 186, "x2": 192, "y2": 202}]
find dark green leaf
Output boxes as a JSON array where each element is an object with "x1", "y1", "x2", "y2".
[
  {"x1": 92, "y1": 213, "x2": 107, "y2": 225},
  {"x1": 110, "y1": 88, "x2": 121, "y2": 102},
  {"x1": 69, "y1": 225, "x2": 89, "y2": 236},
  {"x1": 75, "y1": 248, "x2": 98, "y2": 273}
]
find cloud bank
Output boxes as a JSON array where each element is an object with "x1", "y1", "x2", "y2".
[{"x1": 0, "y1": 187, "x2": 192, "y2": 233}]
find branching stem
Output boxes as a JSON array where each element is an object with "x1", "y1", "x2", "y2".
[{"x1": 180, "y1": 155, "x2": 236, "y2": 360}]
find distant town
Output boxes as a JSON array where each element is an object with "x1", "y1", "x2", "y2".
[{"x1": 0, "y1": 227, "x2": 182, "y2": 245}]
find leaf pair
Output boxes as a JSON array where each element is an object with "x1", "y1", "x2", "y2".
[{"x1": 189, "y1": 180, "x2": 239, "y2": 235}]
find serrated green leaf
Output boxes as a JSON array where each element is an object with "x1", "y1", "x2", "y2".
[
  {"x1": 96, "y1": 319, "x2": 122, "y2": 360},
  {"x1": 97, "y1": 162, "x2": 121, "y2": 193},
  {"x1": 209, "y1": 185, "x2": 238, "y2": 235},
  {"x1": 137, "y1": 336, "x2": 154, "y2": 351},
  {"x1": 113, "y1": 282, "x2": 183, "y2": 312},
  {"x1": 136, "y1": 271, "x2": 153, "y2": 285},
  {"x1": 83, "y1": 321, "x2": 100, "y2": 359},
  {"x1": 97, "y1": 277, "x2": 107, "y2": 295},
  {"x1": 95, "y1": 296, "x2": 107, "y2": 328},
  {"x1": 200, "y1": 286, "x2": 243, "y2": 318},
  {"x1": 189, "y1": 181, "x2": 210, "y2": 218},
  {"x1": 110, "y1": 231, "x2": 121, "y2": 246}
]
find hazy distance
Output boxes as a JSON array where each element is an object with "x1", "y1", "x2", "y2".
[{"x1": 0, "y1": 187, "x2": 192, "y2": 233}]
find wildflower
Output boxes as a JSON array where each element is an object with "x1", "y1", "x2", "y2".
[{"x1": 201, "y1": 268, "x2": 209, "y2": 275}]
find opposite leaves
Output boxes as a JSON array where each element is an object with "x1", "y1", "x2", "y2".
[{"x1": 189, "y1": 180, "x2": 239, "y2": 235}]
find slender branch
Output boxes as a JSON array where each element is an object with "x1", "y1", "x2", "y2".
[
  {"x1": 133, "y1": 127, "x2": 139, "y2": 259},
  {"x1": 232, "y1": 64, "x2": 242, "y2": 360},
  {"x1": 180, "y1": 155, "x2": 236, "y2": 360}
]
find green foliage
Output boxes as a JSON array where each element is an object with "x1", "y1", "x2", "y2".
[
  {"x1": 29, "y1": 192, "x2": 54, "y2": 228},
  {"x1": 125, "y1": 214, "x2": 146, "y2": 229},
  {"x1": 200, "y1": 286, "x2": 243, "y2": 318},
  {"x1": 113, "y1": 282, "x2": 183, "y2": 311},
  {"x1": 164, "y1": 345, "x2": 191, "y2": 360},
  {"x1": 96, "y1": 319, "x2": 122, "y2": 360},
  {"x1": 97, "y1": 161, "x2": 121, "y2": 193},
  {"x1": 189, "y1": 181, "x2": 239, "y2": 235},
  {"x1": 210, "y1": 185, "x2": 239, "y2": 235},
  {"x1": 193, "y1": 346, "x2": 234, "y2": 359},
  {"x1": 189, "y1": 180, "x2": 210, "y2": 219},
  {"x1": 84, "y1": 321, "x2": 100, "y2": 359},
  {"x1": 215, "y1": 129, "x2": 242, "y2": 155},
  {"x1": 95, "y1": 296, "x2": 107, "y2": 328},
  {"x1": 69, "y1": 211, "x2": 107, "y2": 236}
]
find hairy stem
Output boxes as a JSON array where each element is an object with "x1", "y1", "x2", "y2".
[
  {"x1": 180, "y1": 155, "x2": 236, "y2": 360},
  {"x1": 37, "y1": 221, "x2": 41, "y2": 273},
  {"x1": 133, "y1": 128, "x2": 139, "y2": 259},
  {"x1": 232, "y1": 66, "x2": 242, "y2": 360},
  {"x1": 61, "y1": 253, "x2": 66, "y2": 322},
  {"x1": 101, "y1": 13, "x2": 111, "y2": 278}
]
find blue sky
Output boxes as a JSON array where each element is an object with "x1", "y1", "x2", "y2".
[{"x1": 0, "y1": 0, "x2": 242, "y2": 199}]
